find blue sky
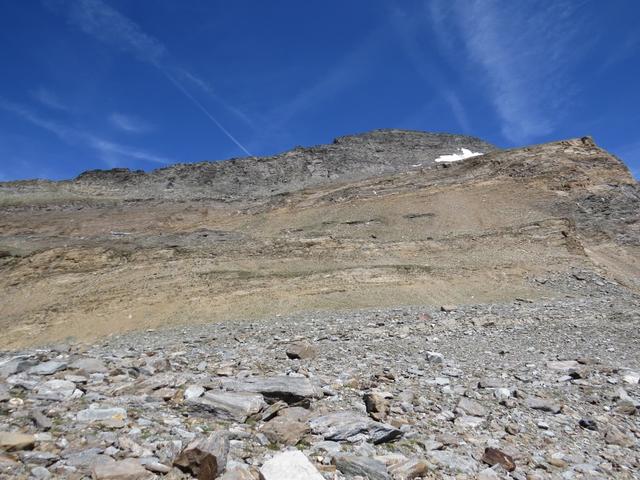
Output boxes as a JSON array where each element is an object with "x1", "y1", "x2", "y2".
[{"x1": 1, "y1": 0, "x2": 639, "y2": 181}]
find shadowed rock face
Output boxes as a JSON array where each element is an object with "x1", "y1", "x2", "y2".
[
  {"x1": 2, "y1": 130, "x2": 497, "y2": 202},
  {"x1": 0, "y1": 131, "x2": 638, "y2": 348}
]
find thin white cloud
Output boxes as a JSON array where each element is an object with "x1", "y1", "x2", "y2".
[
  {"x1": 388, "y1": 6, "x2": 472, "y2": 134},
  {"x1": 598, "y1": 32, "x2": 640, "y2": 73},
  {"x1": 68, "y1": 0, "x2": 166, "y2": 65},
  {"x1": 429, "y1": 0, "x2": 586, "y2": 144},
  {"x1": 0, "y1": 97, "x2": 171, "y2": 165},
  {"x1": 89, "y1": 138, "x2": 168, "y2": 164},
  {"x1": 270, "y1": 32, "x2": 381, "y2": 129},
  {"x1": 442, "y1": 90, "x2": 471, "y2": 133},
  {"x1": 244, "y1": 31, "x2": 383, "y2": 153},
  {"x1": 50, "y1": 0, "x2": 252, "y2": 155},
  {"x1": 31, "y1": 87, "x2": 71, "y2": 111},
  {"x1": 109, "y1": 112, "x2": 153, "y2": 134}
]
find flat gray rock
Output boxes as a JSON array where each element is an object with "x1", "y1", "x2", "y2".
[
  {"x1": 428, "y1": 450, "x2": 478, "y2": 475},
  {"x1": 70, "y1": 358, "x2": 107, "y2": 373},
  {"x1": 92, "y1": 458, "x2": 153, "y2": 480},
  {"x1": 221, "y1": 375, "x2": 322, "y2": 403},
  {"x1": 76, "y1": 406, "x2": 127, "y2": 428},
  {"x1": 34, "y1": 379, "x2": 76, "y2": 401},
  {"x1": 333, "y1": 455, "x2": 391, "y2": 480},
  {"x1": 310, "y1": 411, "x2": 402, "y2": 444},
  {"x1": 186, "y1": 390, "x2": 264, "y2": 422},
  {"x1": 526, "y1": 397, "x2": 562, "y2": 414},
  {"x1": 28, "y1": 361, "x2": 67, "y2": 376},
  {"x1": 457, "y1": 397, "x2": 487, "y2": 417}
]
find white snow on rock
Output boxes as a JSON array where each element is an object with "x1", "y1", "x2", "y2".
[{"x1": 434, "y1": 148, "x2": 483, "y2": 163}]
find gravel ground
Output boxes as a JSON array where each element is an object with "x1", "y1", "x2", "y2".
[{"x1": 1, "y1": 271, "x2": 639, "y2": 479}]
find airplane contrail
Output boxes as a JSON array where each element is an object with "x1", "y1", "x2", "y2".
[
  {"x1": 161, "y1": 68, "x2": 253, "y2": 157},
  {"x1": 56, "y1": 0, "x2": 253, "y2": 158}
]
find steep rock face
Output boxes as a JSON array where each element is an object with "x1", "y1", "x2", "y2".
[{"x1": 71, "y1": 130, "x2": 496, "y2": 200}]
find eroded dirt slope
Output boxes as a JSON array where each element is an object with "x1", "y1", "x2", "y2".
[{"x1": 0, "y1": 135, "x2": 637, "y2": 348}]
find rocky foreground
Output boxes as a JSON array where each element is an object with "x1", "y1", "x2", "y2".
[{"x1": 1, "y1": 271, "x2": 639, "y2": 479}]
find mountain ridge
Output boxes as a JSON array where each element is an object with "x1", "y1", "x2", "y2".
[{"x1": 1, "y1": 130, "x2": 497, "y2": 202}]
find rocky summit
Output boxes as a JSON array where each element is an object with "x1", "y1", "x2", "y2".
[{"x1": 0, "y1": 130, "x2": 639, "y2": 479}]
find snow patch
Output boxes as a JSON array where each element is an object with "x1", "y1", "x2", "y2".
[{"x1": 434, "y1": 148, "x2": 483, "y2": 163}]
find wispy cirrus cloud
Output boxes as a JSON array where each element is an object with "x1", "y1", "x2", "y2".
[
  {"x1": 389, "y1": 6, "x2": 472, "y2": 134},
  {"x1": 276, "y1": 33, "x2": 382, "y2": 128},
  {"x1": 109, "y1": 112, "x2": 153, "y2": 134},
  {"x1": 428, "y1": 0, "x2": 588, "y2": 144},
  {"x1": 0, "y1": 97, "x2": 172, "y2": 165},
  {"x1": 240, "y1": 30, "x2": 384, "y2": 153},
  {"x1": 31, "y1": 87, "x2": 71, "y2": 112},
  {"x1": 47, "y1": 0, "x2": 252, "y2": 156}
]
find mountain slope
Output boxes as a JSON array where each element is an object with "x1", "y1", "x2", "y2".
[{"x1": 0, "y1": 132, "x2": 637, "y2": 348}]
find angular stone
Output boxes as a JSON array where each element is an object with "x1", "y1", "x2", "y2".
[
  {"x1": 364, "y1": 392, "x2": 391, "y2": 421},
  {"x1": 526, "y1": 397, "x2": 562, "y2": 414},
  {"x1": 19, "y1": 450, "x2": 58, "y2": 466},
  {"x1": 579, "y1": 418, "x2": 598, "y2": 431},
  {"x1": 92, "y1": 458, "x2": 154, "y2": 480},
  {"x1": 174, "y1": 432, "x2": 229, "y2": 478},
  {"x1": 454, "y1": 415, "x2": 485, "y2": 428},
  {"x1": 477, "y1": 378, "x2": 503, "y2": 389},
  {"x1": 63, "y1": 449, "x2": 110, "y2": 468},
  {"x1": 546, "y1": 360, "x2": 580, "y2": 372},
  {"x1": 0, "y1": 356, "x2": 37, "y2": 378},
  {"x1": 118, "y1": 436, "x2": 152, "y2": 458},
  {"x1": 31, "y1": 410, "x2": 53, "y2": 430},
  {"x1": 622, "y1": 371, "x2": 640, "y2": 385},
  {"x1": 260, "y1": 414, "x2": 309, "y2": 446},
  {"x1": 285, "y1": 341, "x2": 317, "y2": 360},
  {"x1": 477, "y1": 467, "x2": 500, "y2": 480},
  {"x1": 187, "y1": 390, "x2": 264, "y2": 422},
  {"x1": 77, "y1": 406, "x2": 128, "y2": 428},
  {"x1": 426, "y1": 351, "x2": 444, "y2": 364},
  {"x1": 0, "y1": 431, "x2": 36, "y2": 451},
  {"x1": 457, "y1": 397, "x2": 487, "y2": 417},
  {"x1": 259, "y1": 450, "x2": 324, "y2": 480},
  {"x1": 494, "y1": 388, "x2": 511, "y2": 401},
  {"x1": 388, "y1": 458, "x2": 429, "y2": 480},
  {"x1": 428, "y1": 450, "x2": 477, "y2": 474},
  {"x1": 28, "y1": 361, "x2": 68, "y2": 376},
  {"x1": 0, "y1": 453, "x2": 20, "y2": 472},
  {"x1": 30, "y1": 466, "x2": 51, "y2": 480},
  {"x1": 604, "y1": 426, "x2": 635, "y2": 448},
  {"x1": 184, "y1": 385, "x2": 205, "y2": 400},
  {"x1": 70, "y1": 358, "x2": 108, "y2": 374},
  {"x1": 34, "y1": 379, "x2": 76, "y2": 400},
  {"x1": 261, "y1": 401, "x2": 288, "y2": 422},
  {"x1": 220, "y1": 464, "x2": 255, "y2": 480},
  {"x1": 333, "y1": 455, "x2": 390, "y2": 480},
  {"x1": 481, "y1": 447, "x2": 516, "y2": 472},
  {"x1": 440, "y1": 305, "x2": 457, "y2": 312},
  {"x1": 0, "y1": 384, "x2": 9, "y2": 402},
  {"x1": 310, "y1": 411, "x2": 402, "y2": 444},
  {"x1": 221, "y1": 375, "x2": 322, "y2": 403},
  {"x1": 139, "y1": 457, "x2": 171, "y2": 474}
]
